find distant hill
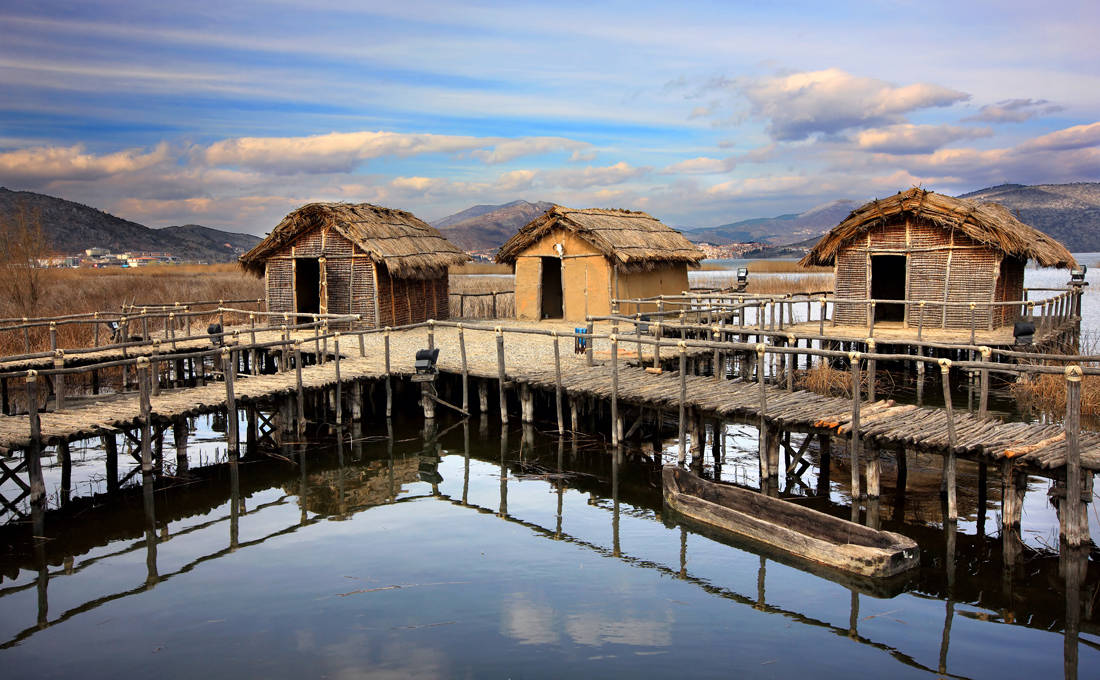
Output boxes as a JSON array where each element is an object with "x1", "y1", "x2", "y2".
[
  {"x1": 684, "y1": 200, "x2": 857, "y2": 246},
  {"x1": 0, "y1": 187, "x2": 260, "y2": 262},
  {"x1": 957, "y1": 183, "x2": 1100, "y2": 252},
  {"x1": 433, "y1": 200, "x2": 554, "y2": 251}
]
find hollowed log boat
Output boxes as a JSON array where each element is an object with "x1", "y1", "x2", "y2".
[{"x1": 662, "y1": 465, "x2": 919, "y2": 578}]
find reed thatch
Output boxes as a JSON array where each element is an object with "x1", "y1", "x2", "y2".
[
  {"x1": 239, "y1": 202, "x2": 468, "y2": 279},
  {"x1": 495, "y1": 206, "x2": 703, "y2": 273},
  {"x1": 800, "y1": 188, "x2": 1076, "y2": 269}
]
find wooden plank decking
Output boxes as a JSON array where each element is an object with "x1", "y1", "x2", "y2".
[{"x1": 0, "y1": 326, "x2": 1096, "y2": 476}]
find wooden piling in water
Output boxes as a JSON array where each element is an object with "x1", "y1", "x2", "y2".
[
  {"x1": 678, "y1": 341, "x2": 687, "y2": 465},
  {"x1": 849, "y1": 352, "x2": 862, "y2": 500},
  {"x1": 553, "y1": 332, "x2": 564, "y2": 434},
  {"x1": 1064, "y1": 365, "x2": 1087, "y2": 546},
  {"x1": 939, "y1": 359, "x2": 958, "y2": 521},
  {"x1": 496, "y1": 327, "x2": 508, "y2": 424},
  {"x1": 137, "y1": 357, "x2": 153, "y2": 472}
]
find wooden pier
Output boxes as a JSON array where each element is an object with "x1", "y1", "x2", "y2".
[{"x1": 0, "y1": 300, "x2": 1096, "y2": 547}]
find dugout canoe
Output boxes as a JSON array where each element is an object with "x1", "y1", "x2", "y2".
[{"x1": 662, "y1": 465, "x2": 919, "y2": 578}]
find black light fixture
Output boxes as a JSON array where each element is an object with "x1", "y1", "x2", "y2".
[
  {"x1": 413, "y1": 348, "x2": 440, "y2": 381},
  {"x1": 1013, "y1": 320, "x2": 1035, "y2": 346},
  {"x1": 736, "y1": 267, "x2": 749, "y2": 291},
  {"x1": 207, "y1": 322, "x2": 224, "y2": 346},
  {"x1": 1071, "y1": 264, "x2": 1088, "y2": 285}
]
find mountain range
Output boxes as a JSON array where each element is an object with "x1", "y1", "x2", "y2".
[
  {"x1": 0, "y1": 187, "x2": 260, "y2": 262},
  {"x1": 956, "y1": 183, "x2": 1100, "y2": 252},
  {"x1": 432, "y1": 199, "x2": 554, "y2": 251}
]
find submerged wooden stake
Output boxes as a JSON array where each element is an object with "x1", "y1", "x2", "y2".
[{"x1": 940, "y1": 358, "x2": 958, "y2": 521}]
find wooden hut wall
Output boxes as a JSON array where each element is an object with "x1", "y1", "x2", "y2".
[
  {"x1": 834, "y1": 249, "x2": 868, "y2": 325},
  {"x1": 616, "y1": 264, "x2": 690, "y2": 315},
  {"x1": 994, "y1": 256, "x2": 1025, "y2": 327},
  {"x1": 944, "y1": 236, "x2": 997, "y2": 329},
  {"x1": 374, "y1": 266, "x2": 449, "y2": 327},
  {"x1": 512, "y1": 229, "x2": 610, "y2": 321}
]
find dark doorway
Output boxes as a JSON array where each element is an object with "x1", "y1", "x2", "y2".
[
  {"x1": 296, "y1": 258, "x2": 321, "y2": 322},
  {"x1": 540, "y1": 257, "x2": 563, "y2": 319},
  {"x1": 871, "y1": 255, "x2": 906, "y2": 322}
]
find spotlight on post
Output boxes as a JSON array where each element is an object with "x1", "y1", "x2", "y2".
[
  {"x1": 1070, "y1": 264, "x2": 1088, "y2": 286},
  {"x1": 413, "y1": 348, "x2": 440, "y2": 382},
  {"x1": 736, "y1": 267, "x2": 749, "y2": 291},
  {"x1": 207, "y1": 323, "x2": 224, "y2": 346},
  {"x1": 1013, "y1": 320, "x2": 1035, "y2": 346}
]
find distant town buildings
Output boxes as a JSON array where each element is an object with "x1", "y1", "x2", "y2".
[
  {"x1": 693, "y1": 242, "x2": 760, "y2": 259},
  {"x1": 36, "y1": 249, "x2": 182, "y2": 268}
]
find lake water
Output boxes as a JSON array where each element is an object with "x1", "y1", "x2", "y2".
[{"x1": 1, "y1": 258, "x2": 1099, "y2": 677}]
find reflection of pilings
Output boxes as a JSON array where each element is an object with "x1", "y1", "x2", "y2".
[
  {"x1": 612, "y1": 446, "x2": 621, "y2": 557},
  {"x1": 142, "y1": 471, "x2": 158, "y2": 589},
  {"x1": 230, "y1": 458, "x2": 239, "y2": 551},
  {"x1": 939, "y1": 520, "x2": 957, "y2": 676},
  {"x1": 33, "y1": 503, "x2": 47, "y2": 630},
  {"x1": 462, "y1": 422, "x2": 470, "y2": 506},
  {"x1": 498, "y1": 426, "x2": 508, "y2": 517},
  {"x1": 555, "y1": 437, "x2": 564, "y2": 538},
  {"x1": 756, "y1": 556, "x2": 766, "y2": 609},
  {"x1": 1063, "y1": 545, "x2": 1087, "y2": 680}
]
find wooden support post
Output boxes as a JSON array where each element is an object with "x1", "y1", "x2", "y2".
[
  {"x1": 678, "y1": 341, "x2": 687, "y2": 465},
  {"x1": 817, "y1": 433, "x2": 831, "y2": 497},
  {"x1": 849, "y1": 352, "x2": 862, "y2": 500},
  {"x1": 1064, "y1": 365, "x2": 1087, "y2": 546},
  {"x1": 866, "y1": 338, "x2": 876, "y2": 401},
  {"x1": 150, "y1": 340, "x2": 161, "y2": 397},
  {"x1": 865, "y1": 446, "x2": 880, "y2": 499},
  {"x1": 570, "y1": 397, "x2": 580, "y2": 434},
  {"x1": 1, "y1": 376, "x2": 8, "y2": 415},
  {"x1": 25, "y1": 372, "x2": 45, "y2": 507},
  {"x1": 938, "y1": 359, "x2": 958, "y2": 520},
  {"x1": 221, "y1": 348, "x2": 238, "y2": 454},
  {"x1": 52, "y1": 353, "x2": 65, "y2": 410},
  {"x1": 294, "y1": 342, "x2": 305, "y2": 437},
  {"x1": 553, "y1": 332, "x2": 564, "y2": 434},
  {"x1": 496, "y1": 327, "x2": 508, "y2": 424},
  {"x1": 459, "y1": 324, "x2": 469, "y2": 414},
  {"x1": 1001, "y1": 459, "x2": 1024, "y2": 533},
  {"x1": 478, "y1": 380, "x2": 489, "y2": 413},
  {"x1": 384, "y1": 327, "x2": 392, "y2": 418},
  {"x1": 518, "y1": 383, "x2": 532, "y2": 424},
  {"x1": 586, "y1": 318, "x2": 595, "y2": 366},
  {"x1": 765, "y1": 424, "x2": 780, "y2": 480},
  {"x1": 49, "y1": 321, "x2": 57, "y2": 352},
  {"x1": 332, "y1": 330, "x2": 341, "y2": 420},
  {"x1": 173, "y1": 419, "x2": 189, "y2": 470},
  {"x1": 137, "y1": 358, "x2": 153, "y2": 472},
  {"x1": 611, "y1": 333, "x2": 619, "y2": 446},
  {"x1": 652, "y1": 321, "x2": 662, "y2": 369},
  {"x1": 978, "y1": 346, "x2": 990, "y2": 418}
]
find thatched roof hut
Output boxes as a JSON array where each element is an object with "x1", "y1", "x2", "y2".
[
  {"x1": 800, "y1": 188, "x2": 1075, "y2": 269},
  {"x1": 240, "y1": 202, "x2": 467, "y2": 327},
  {"x1": 799, "y1": 188, "x2": 1076, "y2": 330},
  {"x1": 497, "y1": 206, "x2": 703, "y2": 320}
]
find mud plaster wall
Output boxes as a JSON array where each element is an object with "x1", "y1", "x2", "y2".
[{"x1": 513, "y1": 229, "x2": 610, "y2": 321}]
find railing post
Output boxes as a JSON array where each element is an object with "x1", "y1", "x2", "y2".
[
  {"x1": 222, "y1": 348, "x2": 238, "y2": 455},
  {"x1": 427, "y1": 319, "x2": 435, "y2": 350},
  {"x1": 849, "y1": 351, "x2": 862, "y2": 500},
  {"x1": 496, "y1": 327, "x2": 508, "y2": 424},
  {"x1": 94, "y1": 311, "x2": 101, "y2": 346},
  {"x1": 678, "y1": 341, "x2": 687, "y2": 465},
  {"x1": 459, "y1": 324, "x2": 469, "y2": 414},
  {"x1": 333, "y1": 333, "x2": 342, "y2": 425},
  {"x1": 969, "y1": 302, "x2": 977, "y2": 345},
  {"x1": 868, "y1": 302, "x2": 876, "y2": 337},
  {"x1": 150, "y1": 339, "x2": 160, "y2": 397},
  {"x1": 918, "y1": 301, "x2": 925, "y2": 340},
  {"x1": 978, "y1": 346, "x2": 991, "y2": 418},
  {"x1": 49, "y1": 321, "x2": 57, "y2": 352},
  {"x1": 611, "y1": 333, "x2": 619, "y2": 446},
  {"x1": 553, "y1": 331, "x2": 563, "y2": 434},
  {"x1": 586, "y1": 317, "x2": 595, "y2": 367},
  {"x1": 137, "y1": 357, "x2": 153, "y2": 472},
  {"x1": 939, "y1": 358, "x2": 957, "y2": 521},
  {"x1": 818, "y1": 297, "x2": 826, "y2": 335},
  {"x1": 866, "y1": 339, "x2": 876, "y2": 401},
  {"x1": 1064, "y1": 365, "x2": 1086, "y2": 546},
  {"x1": 294, "y1": 341, "x2": 305, "y2": 436},
  {"x1": 25, "y1": 371, "x2": 45, "y2": 506},
  {"x1": 384, "y1": 327, "x2": 392, "y2": 418},
  {"x1": 653, "y1": 322, "x2": 662, "y2": 369},
  {"x1": 52, "y1": 352, "x2": 65, "y2": 409}
]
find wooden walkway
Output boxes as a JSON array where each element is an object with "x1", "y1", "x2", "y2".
[{"x1": 0, "y1": 327, "x2": 1097, "y2": 476}]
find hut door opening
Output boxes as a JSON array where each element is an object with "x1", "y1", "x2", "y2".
[
  {"x1": 540, "y1": 256, "x2": 563, "y2": 319},
  {"x1": 870, "y1": 255, "x2": 906, "y2": 323},
  {"x1": 295, "y1": 257, "x2": 321, "y2": 321}
]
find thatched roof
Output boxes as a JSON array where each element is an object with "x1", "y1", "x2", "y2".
[
  {"x1": 495, "y1": 206, "x2": 703, "y2": 272},
  {"x1": 239, "y1": 202, "x2": 468, "y2": 278},
  {"x1": 799, "y1": 188, "x2": 1076, "y2": 269}
]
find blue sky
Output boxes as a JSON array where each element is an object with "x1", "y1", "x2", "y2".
[{"x1": 1, "y1": 0, "x2": 1098, "y2": 234}]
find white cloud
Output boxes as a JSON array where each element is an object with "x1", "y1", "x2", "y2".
[
  {"x1": 0, "y1": 143, "x2": 170, "y2": 183},
  {"x1": 965, "y1": 98, "x2": 1064, "y2": 123},
  {"x1": 548, "y1": 161, "x2": 650, "y2": 189},
  {"x1": 739, "y1": 68, "x2": 969, "y2": 141},
  {"x1": 662, "y1": 156, "x2": 736, "y2": 174},
  {"x1": 470, "y1": 137, "x2": 591, "y2": 164},
  {"x1": 855, "y1": 124, "x2": 992, "y2": 154}
]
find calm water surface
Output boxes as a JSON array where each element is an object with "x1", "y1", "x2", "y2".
[{"x1": 1, "y1": 257, "x2": 1099, "y2": 677}]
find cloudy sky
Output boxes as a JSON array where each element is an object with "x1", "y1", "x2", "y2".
[{"x1": 1, "y1": 0, "x2": 1098, "y2": 234}]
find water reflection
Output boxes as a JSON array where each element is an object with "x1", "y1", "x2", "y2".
[{"x1": 0, "y1": 410, "x2": 1095, "y2": 678}]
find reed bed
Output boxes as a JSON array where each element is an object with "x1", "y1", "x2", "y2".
[
  {"x1": 450, "y1": 262, "x2": 512, "y2": 275},
  {"x1": 795, "y1": 362, "x2": 884, "y2": 399},
  {"x1": 0, "y1": 265, "x2": 264, "y2": 355},
  {"x1": 1010, "y1": 332, "x2": 1100, "y2": 417},
  {"x1": 449, "y1": 274, "x2": 515, "y2": 319},
  {"x1": 693, "y1": 273, "x2": 834, "y2": 295}
]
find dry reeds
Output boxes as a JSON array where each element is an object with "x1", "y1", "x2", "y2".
[
  {"x1": 692, "y1": 273, "x2": 833, "y2": 295},
  {"x1": 795, "y1": 362, "x2": 883, "y2": 399},
  {"x1": 0, "y1": 265, "x2": 263, "y2": 355},
  {"x1": 1010, "y1": 373, "x2": 1100, "y2": 417},
  {"x1": 451, "y1": 262, "x2": 512, "y2": 275},
  {"x1": 449, "y1": 274, "x2": 515, "y2": 319}
]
